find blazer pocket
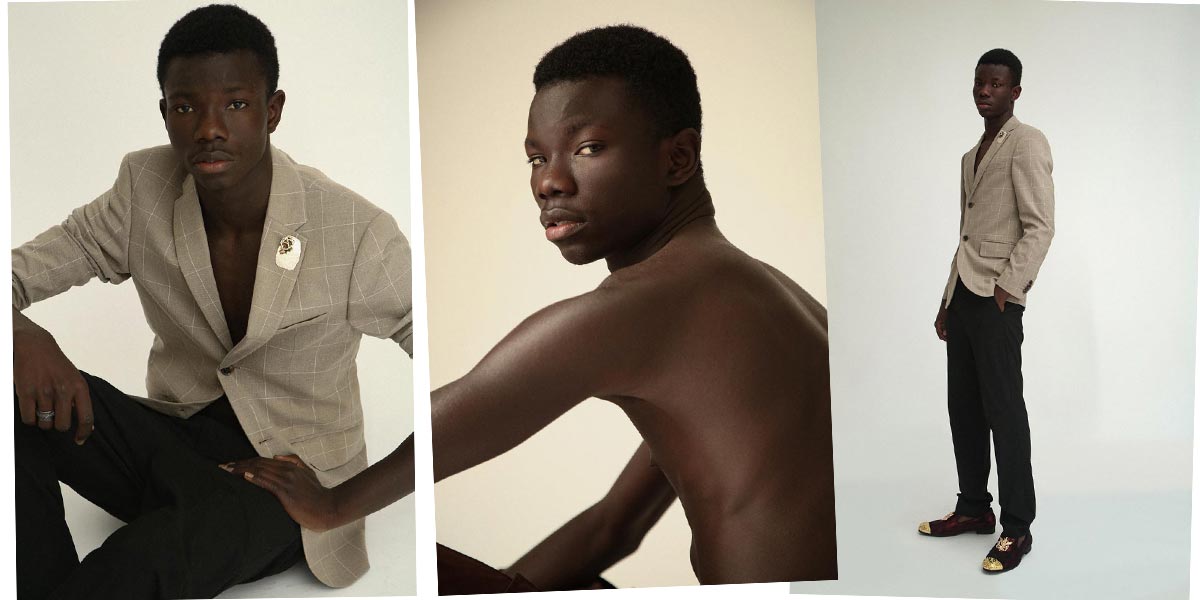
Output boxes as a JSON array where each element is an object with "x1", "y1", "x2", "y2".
[
  {"x1": 979, "y1": 239, "x2": 1016, "y2": 259},
  {"x1": 278, "y1": 311, "x2": 329, "y2": 331},
  {"x1": 289, "y1": 428, "x2": 365, "y2": 472}
]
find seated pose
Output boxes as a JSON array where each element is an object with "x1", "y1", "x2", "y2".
[
  {"x1": 430, "y1": 25, "x2": 837, "y2": 590},
  {"x1": 12, "y1": 6, "x2": 413, "y2": 599}
]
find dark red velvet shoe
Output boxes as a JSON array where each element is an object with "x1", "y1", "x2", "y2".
[
  {"x1": 982, "y1": 532, "x2": 1032, "y2": 573},
  {"x1": 917, "y1": 509, "x2": 996, "y2": 537}
]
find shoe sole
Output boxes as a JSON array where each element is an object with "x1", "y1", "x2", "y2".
[{"x1": 918, "y1": 525, "x2": 995, "y2": 537}]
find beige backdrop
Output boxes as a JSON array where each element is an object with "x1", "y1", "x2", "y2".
[{"x1": 417, "y1": 0, "x2": 824, "y2": 588}]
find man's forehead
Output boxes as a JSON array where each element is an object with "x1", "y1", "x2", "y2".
[
  {"x1": 975, "y1": 64, "x2": 1012, "y2": 80},
  {"x1": 163, "y1": 51, "x2": 265, "y2": 89},
  {"x1": 527, "y1": 77, "x2": 643, "y2": 132}
]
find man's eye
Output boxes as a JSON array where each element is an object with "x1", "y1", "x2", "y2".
[
  {"x1": 527, "y1": 156, "x2": 546, "y2": 166},
  {"x1": 228, "y1": 100, "x2": 248, "y2": 110},
  {"x1": 173, "y1": 105, "x2": 193, "y2": 114},
  {"x1": 577, "y1": 143, "x2": 603, "y2": 156}
]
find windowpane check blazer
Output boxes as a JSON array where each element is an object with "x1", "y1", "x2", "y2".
[
  {"x1": 944, "y1": 115, "x2": 1055, "y2": 307},
  {"x1": 11, "y1": 145, "x2": 413, "y2": 587}
]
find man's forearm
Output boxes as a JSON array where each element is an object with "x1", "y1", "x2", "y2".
[
  {"x1": 328, "y1": 434, "x2": 414, "y2": 528},
  {"x1": 508, "y1": 503, "x2": 633, "y2": 590},
  {"x1": 13, "y1": 306, "x2": 48, "y2": 338}
]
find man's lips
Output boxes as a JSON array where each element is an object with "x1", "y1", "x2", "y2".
[
  {"x1": 545, "y1": 221, "x2": 585, "y2": 242},
  {"x1": 540, "y1": 207, "x2": 587, "y2": 242},
  {"x1": 192, "y1": 151, "x2": 234, "y2": 174}
]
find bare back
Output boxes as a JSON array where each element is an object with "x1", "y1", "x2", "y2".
[
  {"x1": 432, "y1": 219, "x2": 835, "y2": 584},
  {"x1": 598, "y1": 226, "x2": 834, "y2": 583}
]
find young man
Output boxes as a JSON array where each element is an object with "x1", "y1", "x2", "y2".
[
  {"x1": 12, "y1": 5, "x2": 413, "y2": 598},
  {"x1": 922, "y1": 48, "x2": 1054, "y2": 573},
  {"x1": 430, "y1": 26, "x2": 836, "y2": 589}
]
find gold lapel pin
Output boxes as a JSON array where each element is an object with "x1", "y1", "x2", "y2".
[{"x1": 276, "y1": 235, "x2": 301, "y2": 271}]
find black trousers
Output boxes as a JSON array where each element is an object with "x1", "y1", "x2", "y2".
[
  {"x1": 946, "y1": 278, "x2": 1035, "y2": 536},
  {"x1": 15, "y1": 372, "x2": 303, "y2": 600}
]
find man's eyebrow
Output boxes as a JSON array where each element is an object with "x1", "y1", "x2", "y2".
[
  {"x1": 164, "y1": 85, "x2": 254, "y2": 99},
  {"x1": 563, "y1": 118, "x2": 594, "y2": 137}
]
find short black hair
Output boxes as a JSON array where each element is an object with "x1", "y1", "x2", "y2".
[
  {"x1": 533, "y1": 25, "x2": 701, "y2": 138},
  {"x1": 157, "y1": 4, "x2": 279, "y2": 95},
  {"x1": 977, "y1": 48, "x2": 1022, "y2": 86}
]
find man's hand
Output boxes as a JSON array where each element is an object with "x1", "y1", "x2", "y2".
[
  {"x1": 993, "y1": 284, "x2": 1011, "y2": 312},
  {"x1": 934, "y1": 303, "x2": 949, "y2": 341},
  {"x1": 221, "y1": 455, "x2": 343, "y2": 532},
  {"x1": 13, "y1": 310, "x2": 94, "y2": 444}
]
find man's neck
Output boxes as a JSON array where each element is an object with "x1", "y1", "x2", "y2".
[
  {"x1": 982, "y1": 111, "x2": 1014, "y2": 142},
  {"x1": 199, "y1": 151, "x2": 273, "y2": 237},
  {"x1": 605, "y1": 176, "x2": 717, "y2": 273}
]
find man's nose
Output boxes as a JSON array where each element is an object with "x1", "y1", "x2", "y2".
[
  {"x1": 536, "y1": 156, "x2": 577, "y2": 200},
  {"x1": 195, "y1": 107, "x2": 228, "y2": 142}
]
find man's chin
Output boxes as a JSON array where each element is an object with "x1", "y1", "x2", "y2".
[{"x1": 556, "y1": 245, "x2": 602, "y2": 266}]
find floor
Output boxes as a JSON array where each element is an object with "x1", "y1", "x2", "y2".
[
  {"x1": 791, "y1": 467, "x2": 1191, "y2": 599},
  {"x1": 62, "y1": 486, "x2": 416, "y2": 597}
]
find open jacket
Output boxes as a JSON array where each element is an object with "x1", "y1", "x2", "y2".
[{"x1": 12, "y1": 144, "x2": 413, "y2": 587}]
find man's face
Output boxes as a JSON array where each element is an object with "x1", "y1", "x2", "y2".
[
  {"x1": 160, "y1": 50, "x2": 283, "y2": 195},
  {"x1": 525, "y1": 77, "x2": 671, "y2": 265},
  {"x1": 973, "y1": 63, "x2": 1021, "y2": 119}
]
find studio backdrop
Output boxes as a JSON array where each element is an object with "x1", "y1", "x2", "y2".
[
  {"x1": 417, "y1": 0, "x2": 826, "y2": 588},
  {"x1": 793, "y1": 0, "x2": 1199, "y2": 598},
  {"x1": 7, "y1": 0, "x2": 414, "y2": 596}
]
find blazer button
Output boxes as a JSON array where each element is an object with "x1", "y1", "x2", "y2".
[
  {"x1": 963, "y1": 235, "x2": 969, "y2": 241},
  {"x1": 220, "y1": 367, "x2": 234, "y2": 375},
  {"x1": 968, "y1": 202, "x2": 974, "y2": 208}
]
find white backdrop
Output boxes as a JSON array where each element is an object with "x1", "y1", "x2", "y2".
[
  {"x1": 792, "y1": 0, "x2": 1199, "y2": 598},
  {"x1": 7, "y1": 0, "x2": 414, "y2": 596}
]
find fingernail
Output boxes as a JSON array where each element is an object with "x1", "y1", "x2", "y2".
[
  {"x1": 219, "y1": 463, "x2": 232, "y2": 472},
  {"x1": 244, "y1": 472, "x2": 254, "y2": 479},
  {"x1": 75, "y1": 438, "x2": 85, "y2": 446}
]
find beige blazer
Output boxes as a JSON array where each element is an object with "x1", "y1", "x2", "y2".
[
  {"x1": 944, "y1": 116, "x2": 1054, "y2": 307},
  {"x1": 11, "y1": 145, "x2": 413, "y2": 587}
]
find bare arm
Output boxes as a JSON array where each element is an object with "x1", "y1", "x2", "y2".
[
  {"x1": 228, "y1": 287, "x2": 650, "y2": 531},
  {"x1": 507, "y1": 442, "x2": 677, "y2": 590},
  {"x1": 431, "y1": 290, "x2": 650, "y2": 482},
  {"x1": 12, "y1": 307, "x2": 94, "y2": 443}
]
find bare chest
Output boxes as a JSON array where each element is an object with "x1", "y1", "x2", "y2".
[
  {"x1": 974, "y1": 135, "x2": 1000, "y2": 172},
  {"x1": 207, "y1": 232, "x2": 261, "y2": 345}
]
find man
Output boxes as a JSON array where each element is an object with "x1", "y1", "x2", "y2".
[
  {"x1": 921, "y1": 48, "x2": 1054, "y2": 574},
  {"x1": 430, "y1": 25, "x2": 836, "y2": 590},
  {"x1": 12, "y1": 5, "x2": 414, "y2": 598}
]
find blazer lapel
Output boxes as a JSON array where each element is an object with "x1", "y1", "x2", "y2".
[
  {"x1": 222, "y1": 147, "x2": 309, "y2": 367},
  {"x1": 173, "y1": 178, "x2": 234, "y2": 350},
  {"x1": 968, "y1": 115, "x2": 1021, "y2": 199}
]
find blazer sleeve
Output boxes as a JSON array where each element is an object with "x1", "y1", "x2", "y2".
[
  {"x1": 11, "y1": 155, "x2": 134, "y2": 310},
  {"x1": 996, "y1": 130, "x2": 1055, "y2": 300},
  {"x1": 346, "y1": 211, "x2": 414, "y2": 356}
]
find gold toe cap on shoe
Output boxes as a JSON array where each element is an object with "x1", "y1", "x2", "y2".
[
  {"x1": 982, "y1": 557, "x2": 1004, "y2": 571},
  {"x1": 918, "y1": 522, "x2": 931, "y2": 534}
]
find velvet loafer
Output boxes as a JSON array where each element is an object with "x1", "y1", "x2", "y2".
[
  {"x1": 981, "y1": 532, "x2": 1032, "y2": 573},
  {"x1": 917, "y1": 509, "x2": 996, "y2": 537}
]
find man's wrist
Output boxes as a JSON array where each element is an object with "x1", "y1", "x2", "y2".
[{"x1": 325, "y1": 483, "x2": 351, "y2": 530}]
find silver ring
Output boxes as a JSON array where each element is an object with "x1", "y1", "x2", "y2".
[{"x1": 36, "y1": 409, "x2": 55, "y2": 422}]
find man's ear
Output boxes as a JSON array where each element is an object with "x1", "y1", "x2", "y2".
[
  {"x1": 664, "y1": 127, "x2": 701, "y2": 186},
  {"x1": 1011, "y1": 85, "x2": 1022, "y2": 102},
  {"x1": 267, "y1": 89, "x2": 286, "y2": 134},
  {"x1": 158, "y1": 98, "x2": 167, "y2": 121}
]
